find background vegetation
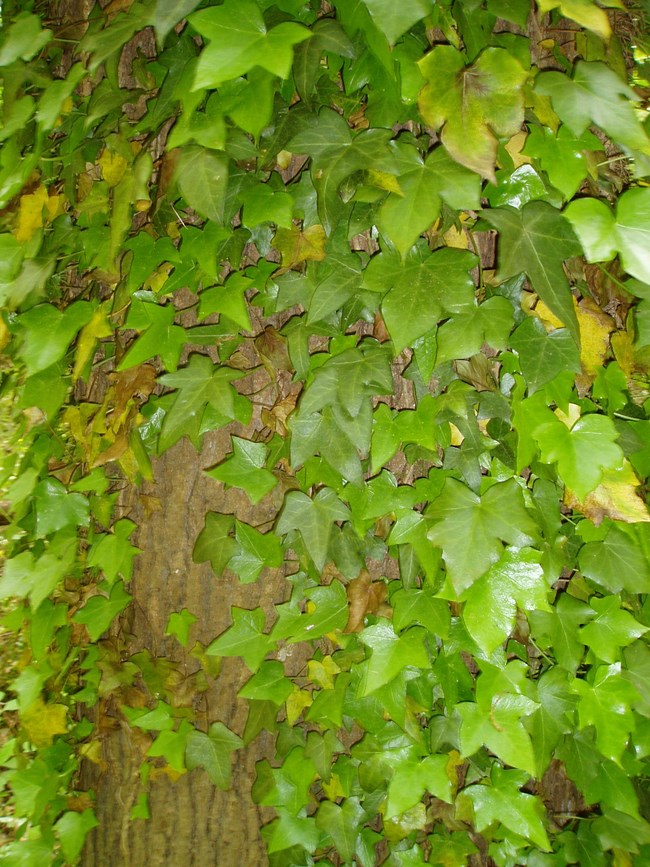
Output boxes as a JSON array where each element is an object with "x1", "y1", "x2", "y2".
[{"x1": 1, "y1": 0, "x2": 650, "y2": 864}]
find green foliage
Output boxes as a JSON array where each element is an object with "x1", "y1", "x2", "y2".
[{"x1": 1, "y1": 0, "x2": 650, "y2": 865}]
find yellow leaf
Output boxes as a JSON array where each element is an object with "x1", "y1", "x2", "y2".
[
  {"x1": 307, "y1": 655, "x2": 340, "y2": 690},
  {"x1": 45, "y1": 192, "x2": 66, "y2": 221},
  {"x1": 286, "y1": 687, "x2": 313, "y2": 725},
  {"x1": 367, "y1": 169, "x2": 403, "y2": 195},
  {"x1": 449, "y1": 422, "x2": 464, "y2": 446},
  {"x1": 538, "y1": 0, "x2": 611, "y2": 40},
  {"x1": 505, "y1": 131, "x2": 532, "y2": 168},
  {"x1": 74, "y1": 306, "x2": 112, "y2": 379},
  {"x1": 565, "y1": 460, "x2": 650, "y2": 524},
  {"x1": 0, "y1": 317, "x2": 9, "y2": 352},
  {"x1": 443, "y1": 224, "x2": 468, "y2": 249},
  {"x1": 576, "y1": 296, "x2": 614, "y2": 383},
  {"x1": 322, "y1": 773, "x2": 345, "y2": 801},
  {"x1": 611, "y1": 331, "x2": 636, "y2": 379},
  {"x1": 22, "y1": 697, "x2": 68, "y2": 747},
  {"x1": 274, "y1": 224, "x2": 327, "y2": 268},
  {"x1": 14, "y1": 185, "x2": 48, "y2": 242},
  {"x1": 99, "y1": 149, "x2": 128, "y2": 187},
  {"x1": 144, "y1": 263, "x2": 173, "y2": 295},
  {"x1": 533, "y1": 298, "x2": 565, "y2": 331}
]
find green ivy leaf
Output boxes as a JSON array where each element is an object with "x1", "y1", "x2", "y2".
[
  {"x1": 460, "y1": 767, "x2": 550, "y2": 851},
  {"x1": 165, "y1": 608, "x2": 197, "y2": 648},
  {"x1": 206, "y1": 607, "x2": 273, "y2": 672},
  {"x1": 572, "y1": 665, "x2": 639, "y2": 763},
  {"x1": 565, "y1": 188, "x2": 650, "y2": 285},
  {"x1": 526, "y1": 667, "x2": 576, "y2": 775},
  {"x1": 190, "y1": 0, "x2": 311, "y2": 88},
  {"x1": 427, "y1": 478, "x2": 539, "y2": 595},
  {"x1": 357, "y1": 622, "x2": 429, "y2": 695},
  {"x1": 228, "y1": 521, "x2": 284, "y2": 584},
  {"x1": 315, "y1": 798, "x2": 366, "y2": 863},
  {"x1": 481, "y1": 202, "x2": 581, "y2": 343},
  {"x1": 275, "y1": 488, "x2": 352, "y2": 572},
  {"x1": 524, "y1": 124, "x2": 602, "y2": 200},
  {"x1": 510, "y1": 316, "x2": 581, "y2": 394},
  {"x1": 118, "y1": 298, "x2": 187, "y2": 372},
  {"x1": 192, "y1": 512, "x2": 236, "y2": 576},
  {"x1": 418, "y1": 46, "x2": 528, "y2": 180},
  {"x1": 462, "y1": 547, "x2": 550, "y2": 656},
  {"x1": 73, "y1": 581, "x2": 132, "y2": 642},
  {"x1": 54, "y1": 810, "x2": 98, "y2": 864},
  {"x1": 361, "y1": 0, "x2": 430, "y2": 44},
  {"x1": 529, "y1": 593, "x2": 593, "y2": 674},
  {"x1": 152, "y1": 0, "x2": 203, "y2": 47},
  {"x1": 87, "y1": 518, "x2": 139, "y2": 585},
  {"x1": 34, "y1": 479, "x2": 89, "y2": 537},
  {"x1": 536, "y1": 61, "x2": 650, "y2": 168},
  {"x1": 385, "y1": 754, "x2": 452, "y2": 819},
  {"x1": 147, "y1": 719, "x2": 193, "y2": 772},
  {"x1": 16, "y1": 301, "x2": 94, "y2": 376},
  {"x1": 185, "y1": 722, "x2": 243, "y2": 789},
  {"x1": 578, "y1": 595, "x2": 648, "y2": 663},
  {"x1": 579, "y1": 523, "x2": 650, "y2": 594},
  {"x1": 175, "y1": 146, "x2": 229, "y2": 224},
  {"x1": 239, "y1": 660, "x2": 293, "y2": 704},
  {"x1": 206, "y1": 436, "x2": 277, "y2": 504}
]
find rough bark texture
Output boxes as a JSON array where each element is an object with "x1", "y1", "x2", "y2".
[{"x1": 81, "y1": 431, "x2": 286, "y2": 866}]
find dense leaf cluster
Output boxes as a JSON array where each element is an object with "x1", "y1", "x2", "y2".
[{"x1": 1, "y1": 0, "x2": 650, "y2": 864}]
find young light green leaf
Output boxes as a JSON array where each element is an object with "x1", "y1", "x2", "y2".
[
  {"x1": 165, "y1": 608, "x2": 198, "y2": 648},
  {"x1": 572, "y1": 667, "x2": 639, "y2": 764},
  {"x1": 73, "y1": 581, "x2": 132, "y2": 642},
  {"x1": 361, "y1": 0, "x2": 431, "y2": 44},
  {"x1": 54, "y1": 810, "x2": 98, "y2": 864},
  {"x1": 481, "y1": 202, "x2": 582, "y2": 342},
  {"x1": 152, "y1": 0, "x2": 203, "y2": 47},
  {"x1": 238, "y1": 660, "x2": 293, "y2": 704},
  {"x1": 206, "y1": 436, "x2": 277, "y2": 505},
  {"x1": 275, "y1": 488, "x2": 352, "y2": 571},
  {"x1": 118, "y1": 299, "x2": 187, "y2": 372},
  {"x1": 357, "y1": 622, "x2": 429, "y2": 695},
  {"x1": 315, "y1": 798, "x2": 365, "y2": 863},
  {"x1": 228, "y1": 521, "x2": 283, "y2": 584},
  {"x1": 386, "y1": 754, "x2": 452, "y2": 819},
  {"x1": 206, "y1": 607, "x2": 273, "y2": 671},
  {"x1": 533, "y1": 413, "x2": 624, "y2": 499},
  {"x1": 428, "y1": 478, "x2": 539, "y2": 595},
  {"x1": 175, "y1": 146, "x2": 229, "y2": 224},
  {"x1": 192, "y1": 512, "x2": 236, "y2": 576},
  {"x1": 578, "y1": 595, "x2": 648, "y2": 663}
]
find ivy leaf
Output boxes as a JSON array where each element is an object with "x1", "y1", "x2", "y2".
[
  {"x1": 265, "y1": 809, "x2": 320, "y2": 855},
  {"x1": 21, "y1": 697, "x2": 68, "y2": 747},
  {"x1": 315, "y1": 798, "x2": 366, "y2": 863},
  {"x1": 118, "y1": 298, "x2": 187, "y2": 372},
  {"x1": 529, "y1": 593, "x2": 593, "y2": 674},
  {"x1": 524, "y1": 124, "x2": 602, "y2": 200},
  {"x1": 458, "y1": 693, "x2": 539, "y2": 776},
  {"x1": 158, "y1": 354, "x2": 249, "y2": 451},
  {"x1": 460, "y1": 767, "x2": 551, "y2": 851},
  {"x1": 271, "y1": 582, "x2": 348, "y2": 643},
  {"x1": 364, "y1": 246, "x2": 476, "y2": 352},
  {"x1": 34, "y1": 479, "x2": 89, "y2": 536},
  {"x1": 536, "y1": 61, "x2": 650, "y2": 166},
  {"x1": 239, "y1": 660, "x2": 293, "y2": 704},
  {"x1": 289, "y1": 108, "x2": 397, "y2": 233},
  {"x1": 435, "y1": 296, "x2": 514, "y2": 366},
  {"x1": 533, "y1": 413, "x2": 624, "y2": 500},
  {"x1": 386, "y1": 754, "x2": 453, "y2": 819},
  {"x1": 206, "y1": 436, "x2": 277, "y2": 505},
  {"x1": 462, "y1": 548, "x2": 550, "y2": 656},
  {"x1": 481, "y1": 202, "x2": 582, "y2": 343},
  {"x1": 190, "y1": 0, "x2": 311, "y2": 88},
  {"x1": 73, "y1": 581, "x2": 132, "y2": 642},
  {"x1": 185, "y1": 722, "x2": 243, "y2": 789},
  {"x1": 199, "y1": 273, "x2": 253, "y2": 331},
  {"x1": 87, "y1": 518, "x2": 140, "y2": 585},
  {"x1": 228, "y1": 521, "x2": 284, "y2": 584},
  {"x1": 165, "y1": 608, "x2": 197, "y2": 648},
  {"x1": 526, "y1": 668, "x2": 576, "y2": 775},
  {"x1": 427, "y1": 478, "x2": 539, "y2": 595},
  {"x1": 418, "y1": 46, "x2": 528, "y2": 181},
  {"x1": 16, "y1": 301, "x2": 94, "y2": 375},
  {"x1": 175, "y1": 146, "x2": 229, "y2": 224},
  {"x1": 572, "y1": 666, "x2": 639, "y2": 764},
  {"x1": 147, "y1": 720, "x2": 193, "y2": 772},
  {"x1": 565, "y1": 188, "x2": 650, "y2": 285},
  {"x1": 578, "y1": 596, "x2": 648, "y2": 663},
  {"x1": 377, "y1": 148, "x2": 481, "y2": 257},
  {"x1": 206, "y1": 607, "x2": 273, "y2": 672},
  {"x1": 510, "y1": 316, "x2": 581, "y2": 394},
  {"x1": 275, "y1": 488, "x2": 352, "y2": 571},
  {"x1": 54, "y1": 810, "x2": 98, "y2": 864},
  {"x1": 192, "y1": 512, "x2": 236, "y2": 576},
  {"x1": 579, "y1": 523, "x2": 650, "y2": 594},
  {"x1": 361, "y1": 0, "x2": 430, "y2": 44},
  {"x1": 357, "y1": 622, "x2": 429, "y2": 695},
  {"x1": 152, "y1": 0, "x2": 203, "y2": 47},
  {"x1": 391, "y1": 588, "x2": 451, "y2": 639},
  {"x1": 537, "y1": 0, "x2": 611, "y2": 38}
]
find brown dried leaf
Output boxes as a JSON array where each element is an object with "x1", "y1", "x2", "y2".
[{"x1": 344, "y1": 569, "x2": 388, "y2": 633}]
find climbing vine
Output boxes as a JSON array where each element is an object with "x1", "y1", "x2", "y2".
[{"x1": 1, "y1": 0, "x2": 650, "y2": 864}]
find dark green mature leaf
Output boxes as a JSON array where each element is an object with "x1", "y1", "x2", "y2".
[
  {"x1": 119, "y1": 298, "x2": 186, "y2": 371},
  {"x1": 185, "y1": 723, "x2": 243, "y2": 789},
  {"x1": 524, "y1": 124, "x2": 602, "y2": 200},
  {"x1": 530, "y1": 593, "x2": 593, "y2": 674},
  {"x1": 16, "y1": 301, "x2": 94, "y2": 375},
  {"x1": 361, "y1": 0, "x2": 430, "y2": 44},
  {"x1": 158, "y1": 354, "x2": 249, "y2": 451},
  {"x1": 192, "y1": 512, "x2": 236, "y2": 576},
  {"x1": 579, "y1": 523, "x2": 650, "y2": 594},
  {"x1": 427, "y1": 478, "x2": 539, "y2": 595},
  {"x1": 482, "y1": 202, "x2": 582, "y2": 342},
  {"x1": 510, "y1": 316, "x2": 581, "y2": 393},
  {"x1": 239, "y1": 660, "x2": 293, "y2": 704},
  {"x1": 73, "y1": 581, "x2": 132, "y2": 641},
  {"x1": 275, "y1": 488, "x2": 351, "y2": 571},
  {"x1": 526, "y1": 668, "x2": 576, "y2": 775},
  {"x1": 418, "y1": 46, "x2": 528, "y2": 181},
  {"x1": 228, "y1": 521, "x2": 283, "y2": 584},
  {"x1": 365, "y1": 246, "x2": 476, "y2": 352}
]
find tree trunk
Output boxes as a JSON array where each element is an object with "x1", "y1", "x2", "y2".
[{"x1": 81, "y1": 432, "x2": 285, "y2": 866}]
